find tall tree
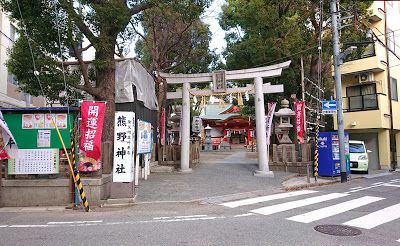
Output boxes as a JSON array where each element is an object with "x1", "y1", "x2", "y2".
[
  {"x1": 0, "y1": 0, "x2": 207, "y2": 167},
  {"x1": 220, "y1": 0, "x2": 372, "y2": 100},
  {"x1": 134, "y1": 1, "x2": 213, "y2": 159},
  {"x1": 1, "y1": 0, "x2": 157, "y2": 147}
]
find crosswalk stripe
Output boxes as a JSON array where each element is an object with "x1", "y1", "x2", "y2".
[
  {"x1": 343, "y1": 203, "x2": 400, "y2": 229},
  {"x1": 286, "y1": 196, "x2": 384, "y2": 223},
  {"x1": 220, "y1": 190, "x2": 318, "y2": 208},
  {"x1": 250, "y1": 193, "x2": 349, "y2": 216}
]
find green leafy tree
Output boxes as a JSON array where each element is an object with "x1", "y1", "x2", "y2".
[
  {"x1": 220, "y1": 0, "x2": 372, "y2": 101},
  {"x1": 1, "y1": 0, "x2": 157, "y2": 145},
  {"x1": 133, "y1": 1, "x2": 213, "y2": 158}
]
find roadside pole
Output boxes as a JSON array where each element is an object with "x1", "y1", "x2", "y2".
[{"x1": 330, "y1": 0, "x2": 347, "y2": 183}]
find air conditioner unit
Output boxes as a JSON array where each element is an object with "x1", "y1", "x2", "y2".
[{"x1": 358, "y1": 72, "x2": 374, "y2": 83}]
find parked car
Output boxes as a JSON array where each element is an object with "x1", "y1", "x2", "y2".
[{"x1": 349, "y1": 140, "x2": 370, "y2": 174}]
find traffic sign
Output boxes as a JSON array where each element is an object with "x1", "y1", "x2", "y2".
[
  {"x1": 322, "y1": 100, "x2": 337, "y2": 115},
  {"x1": 322, "y1": 100, "x2": 337, "y2": 110}
]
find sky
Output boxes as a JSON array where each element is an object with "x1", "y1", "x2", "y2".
[
  {"x1": 82, "y1": 1, "x2": 227, "y2": 62},
  {"x1": 201, "y1": 0, "x2": 227, "y2": 56}
]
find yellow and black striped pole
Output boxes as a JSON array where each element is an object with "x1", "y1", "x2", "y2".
[
  {"x1": 70, "y1": 125, "x2": 89, "y2": 212},
  {"x1": 52, "y1": 118, "x2": 90, "y2": 212},
  {"x1": 313, "y1": 118, "x2": 319, "y2": 181}
]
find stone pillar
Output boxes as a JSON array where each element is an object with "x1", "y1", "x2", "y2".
[
  {"x1": 378, "y1": 129, "x2": 390, "y2": 170},
  {"x1": 396, "y1": 131, "x2": 400, "y2": 167},
  {"x1": 254, "y1": 77, "x2": 274, "y2": 177},
  {"x1": 179, "y1": 82, "x2": 192, "y2": 173}
]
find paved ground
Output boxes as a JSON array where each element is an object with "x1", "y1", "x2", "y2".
[
  {"x1": 0, "y1": 150, "x2": 393, "y2": 212},
  {"x1": 135, "y1": 151, "x2": 392, "y2": 204},
  {"x1": 135, "y1": 151, "x2": 286, "y2": 203}
]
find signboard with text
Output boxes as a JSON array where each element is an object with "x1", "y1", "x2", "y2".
[
  {"x1": 295, "y1": 101, "x2": 305, "y2": 144},
  {"x1": 113, "y1": 111, "x2": 135, "y2": 182},
  {"x1": 78, "y1": 101, "x2": 106, "y2": 172},
  {"x1": 137, "y1": 120, "x2": 152, "y2": 154}
]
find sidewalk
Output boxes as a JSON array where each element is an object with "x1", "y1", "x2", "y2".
[{"x1": 0, "y1": 151, "x2": 394, "y2": 212}]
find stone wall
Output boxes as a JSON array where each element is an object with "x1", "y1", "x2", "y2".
[
  {"x1": 270, "y1": 143, "x2": 313, "y2": 175},
  {"x1": 0, "y1": 175, "x2": 111, "y2": 207}
]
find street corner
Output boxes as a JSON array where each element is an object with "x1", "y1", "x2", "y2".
[{"x1": 282, "y1": 174, "x2": 340, "y2": 191}]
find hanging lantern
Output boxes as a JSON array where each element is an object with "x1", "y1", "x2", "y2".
[{"x1": 193, "y1": 95, "x2": 198, "y2": 104}]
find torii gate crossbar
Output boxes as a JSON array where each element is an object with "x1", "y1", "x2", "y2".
[{"x1": 160, "y1": 60, "x2": 291, "y2": 177}]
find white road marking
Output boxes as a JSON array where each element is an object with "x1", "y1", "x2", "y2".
[
  {"x1": 287, "y1": 196, "x2": 384, "y2": 223},
  {"x1": 349, "y1": 186, "x2": 362, "y2": 190},
  {"x1": 154, "y1": 217, "x2": 219, "y2": 223},
  {"x1": 382, "y1": 183, "x2": 400, "y2": 187},
  {"x1": 220, "y1": 190, "x2": 318, "y2": 208},
  {"x1": 153, "y1": 217, "x2": 170, "y2": 220},
  {"x1": 343, "y1": 203, "x2": 400, "y2": 229},
  {"x1": 174, "y1": 215, "x2": 208, "y2": 219},
  {"x1": 397, "y1": 239, "x2": 400, "y2": 243},
  {"x1": 47, "y1": 220, "x2": 103, "y2": 224},
  {"x1": 234, "y1": 213, "x2": 255, "y2": 218},
  {"x1": 371, "y1": 182, "x2": 384, "y2": 185},
  {"x1": 0, "y1": 216, "x2": 225, "y2": 229},
  {"x1": 9, "y1": 225, "x2": 49, "y2": 228},
  {"x1": 251, "y1": 193, "x2": 349, "y2": 216}
]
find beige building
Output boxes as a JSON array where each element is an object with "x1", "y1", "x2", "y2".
[
  {"x1": 0, "y1": 11, "x2": 45, "y2": 108},
  {"x1": 334, "y1": 1, "x2": 400, "y2": 170}
]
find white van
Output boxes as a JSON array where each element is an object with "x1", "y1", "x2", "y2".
[{"x1": 349, "y1": 140, "x2": 369, "y2": 174}]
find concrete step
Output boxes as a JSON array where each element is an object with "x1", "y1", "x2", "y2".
[
  {"x1": 150, "y1": 165, "x2": 175, "y2": 173},
  {"x1": 101, "y1": 197, "x2": 136, "y2": 208}
]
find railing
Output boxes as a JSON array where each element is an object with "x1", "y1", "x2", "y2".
[
  {"x1": 160, "y1": 140, "x2": 201, "y2": 166},
  {"x1": 343, "y1": 42, "x2": 376, "y2": 63}
]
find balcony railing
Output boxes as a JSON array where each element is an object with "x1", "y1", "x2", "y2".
[
  {"x1": 343, "y1": 42, "x2": 376, "y2": 63},
  {"x1": 346, "y1": 94, "x2": 378, "y2": 112}
]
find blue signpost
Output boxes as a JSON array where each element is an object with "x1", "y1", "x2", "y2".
[{"x1": 322, "y1": 100, "x2": 337, "y2": 115}]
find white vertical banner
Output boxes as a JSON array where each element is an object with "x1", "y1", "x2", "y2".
[
  {"x1": 113, "y1": 111, "x2": 135, "y2": 183},
  {"x1": 265, "y1": 102, "x2": 277, "y2": 145}
]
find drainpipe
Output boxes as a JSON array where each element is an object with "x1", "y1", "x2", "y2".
[{"x1": 383, "y1": 2, "x2": 396, "y2": 171}]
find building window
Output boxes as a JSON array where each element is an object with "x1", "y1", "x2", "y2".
[
  {"x1": 347, "y1": 84, "x2": 378, "y2": 111},
  {"x1": 392, "y1": 77, "x2": 398, "y2": 101},
  {"x1": 387, "y1": 29, "x2": 395, "y2": 53}
]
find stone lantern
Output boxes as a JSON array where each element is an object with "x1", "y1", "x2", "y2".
[
  {"x1": 274, "y1": 99, "x2": 295, "y2": 144},
  {"x1": 204, "y1": 124, "x2": 213, "y2": 151},
  {"x1": 169, "y1": 105, "x2": 182, "y2": 145}
]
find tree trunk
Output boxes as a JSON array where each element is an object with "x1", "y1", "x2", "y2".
[
  {"x1": 95, "y1": 49, "x2": 116, "y2": 174},
  {"x1": 156, "y1": 75, "x2": 166, "y2": 164}
]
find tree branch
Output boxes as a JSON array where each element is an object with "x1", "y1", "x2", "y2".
[
  {"x1": 59, "y1": 0, "x2": 98, "y2": 46},
  {"x1": 72, "y1": 83, "x2": 102, "y2": 98},
  {"x1": 128, "y1": 2, "x2": 154, "y2": 16}
]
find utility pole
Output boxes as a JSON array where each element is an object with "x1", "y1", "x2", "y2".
[{"x1": 330, "y1": 0, "x2": 355, "y2": 183}]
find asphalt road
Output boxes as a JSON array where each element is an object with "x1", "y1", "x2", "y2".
[{"x1": 1, "y1": 173, "x2": 400, "y2": 246}]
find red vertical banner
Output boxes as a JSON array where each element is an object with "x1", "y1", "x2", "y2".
[
  {"x1": 160, "y1": 108, "x2": 165, "y2": 146},
  {"x1": 79, "y1": 101, "x2": 106, "y2": 172},
  {"x1": 295, "y1": 101, "x2": 305, "y2": 144}
]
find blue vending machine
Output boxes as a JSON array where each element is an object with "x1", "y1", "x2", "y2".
[{"x1": 318, "y1": 132, "x2": 350, "y2": 176}]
